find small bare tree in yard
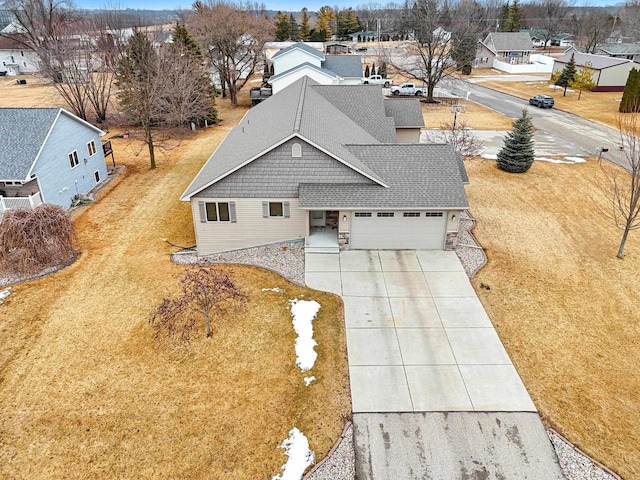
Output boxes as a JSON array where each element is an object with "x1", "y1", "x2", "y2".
[
  {"x1": 149, "y1": 266, "x2": 248, "y2": 342},
  {"x1": 597, "y1": 114, "x2": 640, "y2": 259},
  {"x1": 0, "y1": 204, "x2": 76, "y2": 275},
  {"x1": 436, "y1": 121, "x2": 484, "y2": 158}
]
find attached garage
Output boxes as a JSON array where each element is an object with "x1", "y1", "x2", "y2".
[{"x1": 350, "y1": 211, "x2": 447, "y2": 250}]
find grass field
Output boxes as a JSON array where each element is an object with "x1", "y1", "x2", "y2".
[
  {"x1": 466, "y1": 158, "x2": 640, "y2": 479},
  {"x1": 0, "y1": 95, "x2": 350, "y2": 478},
  {"x1": 422, "y1": 100, "x2": 514, "y2": 130},
  {"x1": 479, "y1": 79, "x2": 624, "y2": 128}
]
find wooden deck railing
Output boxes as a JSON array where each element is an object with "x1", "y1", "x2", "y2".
[{"x1": 0, "y1": 192, "x2": 43, "y2": 213}]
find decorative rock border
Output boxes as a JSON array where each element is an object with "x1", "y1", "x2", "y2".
[
  {"x1": 171, "y1": 241, "x2": 305, "y2": 286},
  {"x1": 455, "y1": 210, "x2": 487, "y2": 279},
  {"x1": 548, "y1": 428, "x2": 622, "y2": 480},
  {"x1": 304, "y1": 421, "x2": 354, "y2": 480},
  {"x1": 0, "y1": 251, "x2": 78, "y2": 287}
]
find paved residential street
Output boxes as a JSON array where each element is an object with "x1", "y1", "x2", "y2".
[{"x1": 442, "y1": 78, "x2": 629, "y2": 168}]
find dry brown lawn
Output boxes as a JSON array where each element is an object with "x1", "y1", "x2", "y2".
[
  {"x1": 0, "y1": 95, "x2": 350, "y2": 478},
  {"x1": 0, "y1": 75, "x2": 63, "y2": 107},
  {"x1": 422, "y1": 100, "x2": 514, "y2": 130},
  {"x1": 480, "y1": 79, "x2": 624, "y2": 128},
  {"x1": 466, "y1": 158, "x2": 640, "y2": 479}
]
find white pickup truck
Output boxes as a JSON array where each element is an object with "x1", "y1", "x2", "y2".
[
  {"x1": 362, "y1": 75, "x2": 392, "y2": 87},
  {"x1": 389, "y1": 83, "x2": 424, "y2": 96}
]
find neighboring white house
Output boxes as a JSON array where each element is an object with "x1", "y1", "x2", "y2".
[
  {"x1": 180, "y1": 77, "x2": 465, "y2": 256},
  {"x1": 0, "y1": 34, "x2": 40, "y2": 75},
  {"x1": 268, "y1": 42, "x2": 363, "y2": 94}
]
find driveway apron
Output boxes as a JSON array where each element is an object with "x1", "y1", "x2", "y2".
[{"x1": 305, "y1": 250, "x2": 565, "y2": 479}]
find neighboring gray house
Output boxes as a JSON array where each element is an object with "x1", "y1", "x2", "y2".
[
  {"x1": 595, "y1": 42, "x2": 640, "y2": 62},
  {"x1": 552, "y1": 52, "x2": 640, "y2": 92},
  {"x1": 475, "y1": 32, "x2": 534, "y2": 66},
  {"x1": 181, "y1": 77, "x2": 467, "y2": 255},
  {"x1": 0, "y1": 108, "x2": 108, "y2": 212}
]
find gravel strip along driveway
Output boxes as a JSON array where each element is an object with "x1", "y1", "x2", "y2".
[
  {"x1": 305, "y1": 423, "x2": 355, "y2": 480},
  {"x1": 549, "y1": 430, "x2": 621, "y2": 480},
  {"x1": 172, "y1": 241, "x2": 305, "y2": 285},
  {"x1": 455, "y1": 210, "x2": 487, "y2": 279}
]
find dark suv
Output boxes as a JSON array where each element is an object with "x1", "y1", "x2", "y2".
[{"x1": 529, "y1": 95, "x2": 554, "y2": 108}]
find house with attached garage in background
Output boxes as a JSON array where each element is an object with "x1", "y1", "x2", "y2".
[
  {"x1": 181, "y1": 76, "x2": 469, "y2": 255},
  {"x1": 0, "y1": 108, "x2": 108, "y2": 213},
  {"x1": 553, "y1": 51, "x2": 640, "y2": 92}
]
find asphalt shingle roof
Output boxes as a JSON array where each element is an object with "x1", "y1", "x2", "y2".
[
  {"x1": 181, "y1": 78, "x2": 393, "y2": 199},
  {"x1": 484, "y1": 32, "x2": 533, "y2": 53},
  {"x1": 181, "y1": 77, "x2": 467, "y2": 210},
  {"x1": 268, "y1": 62, "x2": 338, "y2": 83},
  {"x1": 0, "y1": 107, "x2": 60, "y2": 180},
  {"x1": 596, "y1": 42, "x2": 640, "y2": 56},
  {"x1": 298, "y1": 144, "x2": 468, "y2": 209},
  {"x1": 271, "y1": 42, "x2": 324, "y2": 61},
  {"x1": 322, "y1": 55, "x2": 363, "y2": 78},
  {"x1": 384, "y1": 98, "x2": 425, "y2": 128},
  {"x1": 555, "y1": 51, "x2": 631, "y2": 69}
]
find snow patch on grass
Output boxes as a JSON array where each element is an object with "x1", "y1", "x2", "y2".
[
  {"x1": 289, "y1": 299, "x2": 321, "y2": 372},
  {"x1": 536, "y1": 156, "x2": 586, "y2": 164},
  {"x1": 565, "y1": 156, "x2": 587, "y2": 163},
  {"x1": 272, "y1": 428, "x2": 315, "y2": 480},
  {"x1": 303, "y1": 376, "x2": 316, "y2": 386},
  {"x1": 0, "y1": 287, "x2": 10, "y2": 303},
  {"x1": 262, "y1": 287, "x2": 283, "y2": 292},
  {"x1": 481, "y1": 153, "x2": 498, "y2": 160}
]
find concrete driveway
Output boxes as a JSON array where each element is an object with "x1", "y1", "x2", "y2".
[
  {"x1": 305, "y1": 250, "x2": 535, "y2": 413},
  {"x1": 305, "y1": 250, "x2": 565, "y2": 479}
]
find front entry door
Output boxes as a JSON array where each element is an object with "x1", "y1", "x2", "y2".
[{"x1": 310, "y1": 210, "x2": 325, "y2": 227}]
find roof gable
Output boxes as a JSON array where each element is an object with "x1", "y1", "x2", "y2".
[
  {"x1": 485, "y1": 32, "x2": 533, "y2": 52},
  {"x1": 269, "y1": 62, "x2": 338, "y2": 83},
  {"x1": 181, "y1": 77, "x2": 393, "y2": 200},
  {"x1": 271, "y1": 42, "x2": 325, "y2": 61}
]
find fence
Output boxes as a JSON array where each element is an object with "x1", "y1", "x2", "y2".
[
  {"x1": 492, "y1": 54, "x2": 554, "y2": 74},
  {"x1": 0, "y1": 192, "x2": 43, "y2": 214}
]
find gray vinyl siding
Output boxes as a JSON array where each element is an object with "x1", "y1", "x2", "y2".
[
  {"x1": 192, "y1": 197, "x2": 307, "y2": 255},
  {"x1": 196, "y1": 138, "x2": 374, "y2": 198},
  {"x1": 32, "y1": 113, "x2": 107, "y2": 207}
]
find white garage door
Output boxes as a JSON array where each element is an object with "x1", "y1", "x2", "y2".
[{"x1": 350, "y1": 211, "x2": 447, "y2": 250}]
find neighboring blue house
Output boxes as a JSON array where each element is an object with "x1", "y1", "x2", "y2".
[{"x1": 0, "y1": 107, "x2": 108, "y2": 212}]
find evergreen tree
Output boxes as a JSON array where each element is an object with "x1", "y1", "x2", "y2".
[
  {"x1": 274, "y1": 11, "x2": 290, "y2": 41},
  {"x1": 299, "y1": 7, "x2": 311, "y2": 40},
  {"x1": 620, "y1": 68, "x2": 640, "y2": 113},
  {"x1": 497, "y1": 109, "x2": 535, "y2": 173},
  {"x1": 555, "y1": 53, "x2": 577, "y2": 96},
  {"x1": 380, "y1": 62, "x2": 387, "y2": 78},
  {"x1": 173, "y1": 22, "x2": 203, "y2": 60},
  {"x1": 289, "y1": 13, "x2": 300, "y2": 41},
  {"x1": 570, "y1": 63, "x2": 596, "y2": 100},
  {"x1": 364, "y1": 65, "x2": 370, "y2": 77},
  {"x1": 316, "y1": 5, "x2": 335, "y2": 40},
  {"x1": 371, "y1": 62, "x2": 376, "y2": 75},
  {"x1": 508, "y1": 0, "x2": 525, "y2": 31},
  {"x1": 500, "y1": 2, "x2": 510, "y2": 31},
  {"x1": 336, "y1": 7, "x2": 360, "y2": 36}
]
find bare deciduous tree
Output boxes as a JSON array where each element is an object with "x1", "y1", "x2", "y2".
[
  {"x1": 149, "y1": 265, "x2": 248, "y2": 342},
  {"x1": 189, "y1": 1, "x2": 272, "y2": 107},
  {"x1": 0, "y1": 204, "x2": 76, "y2": 275},
  {"x1": 116, "y1": 28, "x2": 216, "y2": 169},
  {"x1": 596, "y1": 114, "x2": 640, "y2": 259},
  {"x1": 392, "y1": 0, "x2": 462, "y2": 102},
  {"x1": 424, "y1": 120, "x2": 484, "y2": 158}
]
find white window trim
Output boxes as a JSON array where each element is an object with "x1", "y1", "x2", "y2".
[
  {"x1": 94, "y1": 170, "x2": 100, "y2": 183},
  {"x1": 68, "y1": 150, "x2": 79, "y2": 169},
  {"x1": 87, "y1": 140, "x2": 97, "y2": 157}
]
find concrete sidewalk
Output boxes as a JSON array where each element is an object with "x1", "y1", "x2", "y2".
[{"x1": 305, "y1": 250, "x2": 535, "y2": 413}]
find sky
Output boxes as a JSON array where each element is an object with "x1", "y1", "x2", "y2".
[{"x1": 76, "y1": 0, "x2": 622, "y2": 12}]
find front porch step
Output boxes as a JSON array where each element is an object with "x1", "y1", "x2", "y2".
[{"x1": 305, "y1": 246, "x2": 340, "y2": 254}]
